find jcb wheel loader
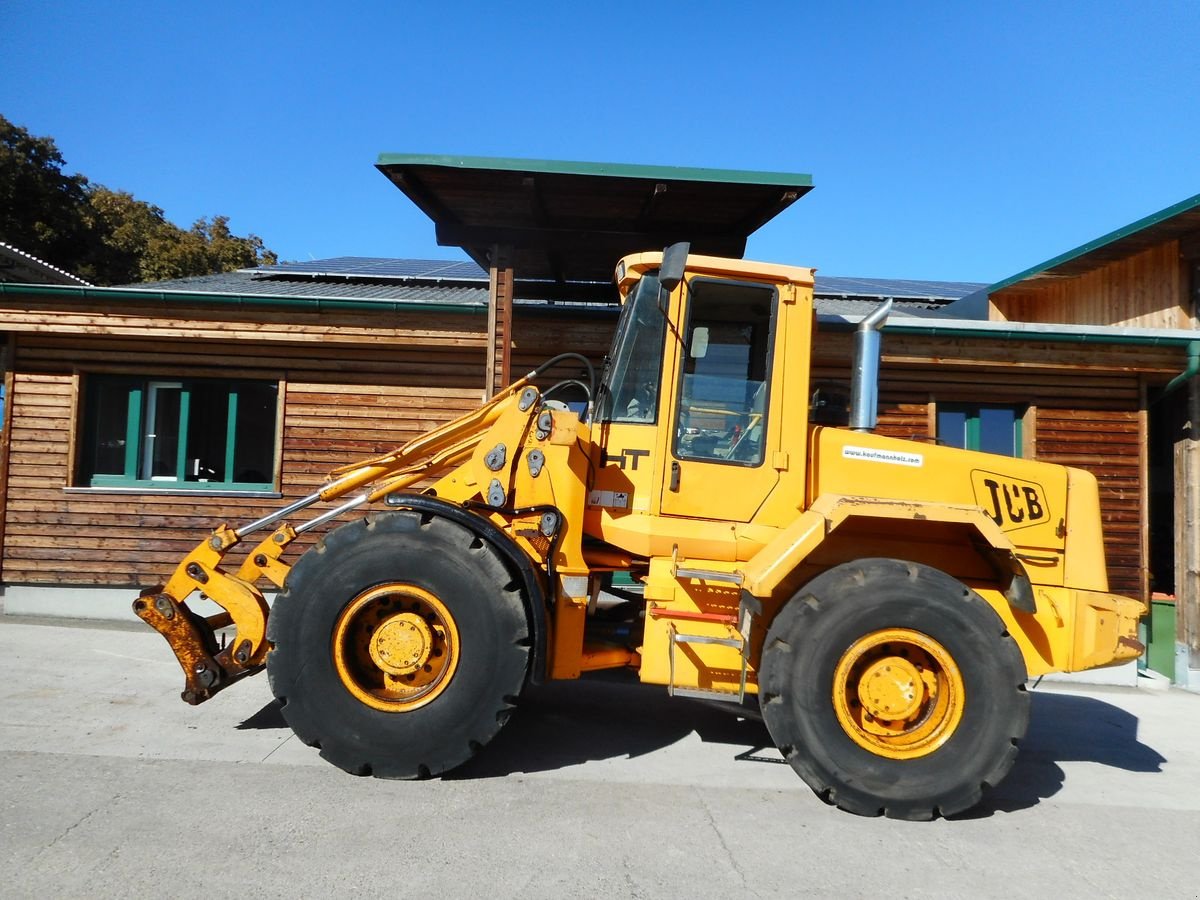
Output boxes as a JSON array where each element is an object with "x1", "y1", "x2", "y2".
[{"x1": 136, "y1": 244, "x2": 1145, "y2": 819}]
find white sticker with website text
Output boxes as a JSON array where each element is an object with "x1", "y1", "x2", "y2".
[{"x1": 842, "y1": 446, "x2": 924, "y2": 468}]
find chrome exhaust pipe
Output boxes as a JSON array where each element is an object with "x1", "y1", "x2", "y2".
[{"x1": 849, "y1": 298, "x2": 893, "y2": 432}]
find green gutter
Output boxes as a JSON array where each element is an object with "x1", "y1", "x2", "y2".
[
  {"x1": 877, "y1": 321, "x2": 1199, "y2": 347},
  {"x1": 0, "y1": 282, "x2": 487, "y2": 315},
  {"x1": 817, "y1": 313, "x2": 1200, "y2": 348},
  {"x1": 1160, "y1": 340, "x2": 1200, "y2": 397},
  {"x1": 375, "y1": 153, "x2": 813, "y2": 189}
]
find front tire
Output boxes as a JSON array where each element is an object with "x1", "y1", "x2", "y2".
[
  {"x1": 266, "y1": 510, "x2": 530, "y2": 779},
  {"x1": 759, "y1": 558, "x2": 1029, "y2": 819}
]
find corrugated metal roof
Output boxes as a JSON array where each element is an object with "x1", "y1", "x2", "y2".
[
  {"x1": 815, "y1": 298, "x2": 947, "y2": 319},
  {"x1": 130, "y1": 260, "x2": 980, "y2": 316},
  {"x1": 129, "y1": 269, "x2": 490, "y2": 306}
]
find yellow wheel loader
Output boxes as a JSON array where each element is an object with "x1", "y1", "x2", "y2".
[{"x1": 135, "y1": 244, "x2": 1144, "y2": 819}]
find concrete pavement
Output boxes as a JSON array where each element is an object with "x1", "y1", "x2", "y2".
[{"x1": 2, "y1": 616, "x2": 1199, "y2": 899}]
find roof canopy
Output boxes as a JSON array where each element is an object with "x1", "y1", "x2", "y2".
[{"x1": 376, "y1": 154, "x2": 812, "y2": 282}]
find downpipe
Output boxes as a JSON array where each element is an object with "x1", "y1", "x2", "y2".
[{"x1": 849, "y1": 298, "x2": 893, "y2": 432}]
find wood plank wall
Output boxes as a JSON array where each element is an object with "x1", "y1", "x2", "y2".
[
  {"x1": 2, "y1": 321, "x2": 486, "y2": 587},
  {"x1": 1036, "y1": 408, "x2": 1142, "y2": 595},
  {"x1": 509, "y1": 307, "x2": 618, "y2": 404},
  {"x1": 992, "y1": 241, "x2": 1193, "y2": 329}
]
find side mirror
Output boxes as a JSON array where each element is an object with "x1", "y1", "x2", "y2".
[
  {"x1": 659, "y1": 242, "x2": 690, "y2": 293},
  {"x1": 690, "y1": 326, "x2": 710, "y2": 359}
]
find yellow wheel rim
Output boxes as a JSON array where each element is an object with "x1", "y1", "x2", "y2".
[
  {"x1": 832, "y1": 628, "x2": 965, "y2": 760},
  {"x1": 332, "y1": 583, "x2": 460, "y2": 712}
]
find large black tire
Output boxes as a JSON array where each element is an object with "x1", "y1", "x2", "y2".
[
  {"x1": 266, "y1": 510, "x2": 530, "y2": 778},
  {"x1": 759, "y1": 558, "x2": 1029, "y2": 820}
]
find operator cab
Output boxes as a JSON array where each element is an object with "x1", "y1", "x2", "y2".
[{"x1": 587, "y1": 247, "x2": 817, "y2": 553}]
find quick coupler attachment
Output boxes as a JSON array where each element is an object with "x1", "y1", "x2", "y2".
[{"x1": 133, "y1": 584, "x2": 266, "y2": 705}]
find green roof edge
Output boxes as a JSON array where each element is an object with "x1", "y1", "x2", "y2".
[
  {"x1": 986, "y1": 190, "x2": 1200, "y2": 295},
  {"x1": 375, "y1": 153, "x2": 813, "y2": 188}
]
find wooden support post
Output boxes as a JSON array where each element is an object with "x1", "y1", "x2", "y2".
[
  {"x1": 0, "y1": 333, "x2": 14, "y2": 582},
  {"x1": 486, "y1": 244, "x2": 514, "y2": 397},
  {"x1": 1176, "y1": 377, "x2": 1200, "y2": 684},
  {"x1": 1138, "y1": 381, "x2": 1150, "y2": 603}
]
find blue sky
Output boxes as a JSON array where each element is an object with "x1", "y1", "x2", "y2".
[{"x1": 3, "y1": 1, "x2": 1198, "y2": 282}]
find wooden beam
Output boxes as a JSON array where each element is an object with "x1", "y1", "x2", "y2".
[
  {"x1": 1138, "y1": 380, "x2": 1150, "y2": 602},
  {"x1": 0, "y1": 333, "x2": 14, "y2": 580},
  {"x1": 485, "y1": 270, "x2": 498, "y2": 399},
  {"x1": 487, "y1": 245, "x2": 514, "y2": 396}
]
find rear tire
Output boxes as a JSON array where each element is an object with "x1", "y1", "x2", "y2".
[
  {"x1": 266, "y1": 510, "x2": 530, "y2": 778},
  {"x1": 759, "y1": 558, "x2": 1029, "y2": 819}
]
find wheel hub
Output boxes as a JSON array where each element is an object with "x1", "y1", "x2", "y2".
[
  {"x1": 858, "y1": 656, "x2": 925, "y2": 721},
  {"x1": 369, "y1": 612, "x2": 434, "y2": 676},
  {"x1": 331, "y1": 583, "x2": 460, "y2": 713},
  {"x1": 831, "y1": 628, "x2": 965, "y2": 760}
]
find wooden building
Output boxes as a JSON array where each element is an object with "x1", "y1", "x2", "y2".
[
  {"x1": 951, "y1": 191, "x2": 1200, "y2": 688},
  {"x1": 0, "y1": 157, "x2": 1194, "y2": 689}
]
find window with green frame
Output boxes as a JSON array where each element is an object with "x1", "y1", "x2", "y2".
[
  {"x1": 936, "y1": 404, "x2": 1024, "y2": 457},
  {"x1": 79, "y1": 376, "x2": 279, "y2": 490}
]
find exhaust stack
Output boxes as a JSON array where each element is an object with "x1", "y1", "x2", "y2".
[{"x1": 849, "y1": 298, "x2": 893, "y2": 432}]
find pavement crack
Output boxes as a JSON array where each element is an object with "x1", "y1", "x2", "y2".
[
  {"x1": 261, "y1": 733, "x2": 294, "y2": 762},
  {"x1": 692, "y1": 786, "x2": 753, "y2": 893},
  {"x1": 35, "y1": 792, "x2": 121, "y2": 861}
]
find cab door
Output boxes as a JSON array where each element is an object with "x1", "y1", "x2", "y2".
[{"x1": 659, "y1": 277, "x2": 782, "y2": 523}]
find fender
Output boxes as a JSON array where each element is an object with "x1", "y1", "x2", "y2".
[
  {"x1": 383, "y1": 492, "x2": 550, "y2": 684},
  {"x1": 741, "y1": 494, "x2": 1036, "y2": 613}
]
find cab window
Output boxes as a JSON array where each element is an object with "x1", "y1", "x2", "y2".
[
  {"x1": 598, "y1": 274, "x2": 668, "y2": 423},
  {"x1": 674, "y1": 279, "x2": 777, "y2": 466}
]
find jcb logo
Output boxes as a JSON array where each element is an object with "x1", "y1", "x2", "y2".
[{"x1": 970, "y1": 470, "x2": 1050, "y2": 532}]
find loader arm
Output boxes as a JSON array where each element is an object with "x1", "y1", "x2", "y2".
[{"x1": 134, "y1": 378, "x2": 541, "y2": 704}]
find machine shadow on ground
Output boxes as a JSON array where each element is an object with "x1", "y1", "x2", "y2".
[
  {"x1": 960, "y1": 688, "x2": 1166, "y2": 817},
  {"x1": 237, "y1": 676, "x2": 1167, "y2": 812}
]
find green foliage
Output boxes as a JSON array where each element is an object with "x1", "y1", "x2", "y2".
[
  {"x1": 0, "y1": 115, "x2": 93, "y2": 272},
  {"x1": 0, "y1": 115, "x2": 277, "y2": 284}
]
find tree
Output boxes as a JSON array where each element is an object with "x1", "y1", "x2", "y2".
[
  {"x1": 0, "y1": 115, "x2": 93, "y2": 272},
  {"x1": 0, "y1": 115, "x2": 277, "y2": 284}
]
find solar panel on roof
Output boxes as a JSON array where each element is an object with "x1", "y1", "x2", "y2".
[
  {"x1": 260, "y1": 257, "x2": 488, "y2": 281},
  {"x1": 253, "y1": 257, "x2": 981, "y2": 300},
  {"x1": 814, "y1": 275, "x2": 984, "y2": 301}
]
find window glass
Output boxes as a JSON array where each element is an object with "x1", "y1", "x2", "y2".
[
  {"x1": 598, "y1": 274, "x2": 667, "y2": 423},
  {"x1": 80, "y1": 375, "x2": 278, "y2": 490},
  {"x1": 935, "y1": 408, "x2": 968, "y2": 450},
  {"x1": 937, "y1": 404, "x2": 1022, "y2": 457},
  {"x1": 83, "y1": 377, "x2": 136, "y2": 476},
  {"x1": 675, "y1": 279, "x2": 776, "y2": 466},
  {"x1": 232, "y1": 383, "x2": 278, "y2": 483},
  {"x1": 144, "y1": 382, "x2": 182, "y2": 480},
  {"x1": 978, "y1": 406, "x2": 1018, "y2": 456}
]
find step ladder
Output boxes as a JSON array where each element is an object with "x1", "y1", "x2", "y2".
[{"x1": 656, "y1": 567, "x2": 761, "y2": 703}]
